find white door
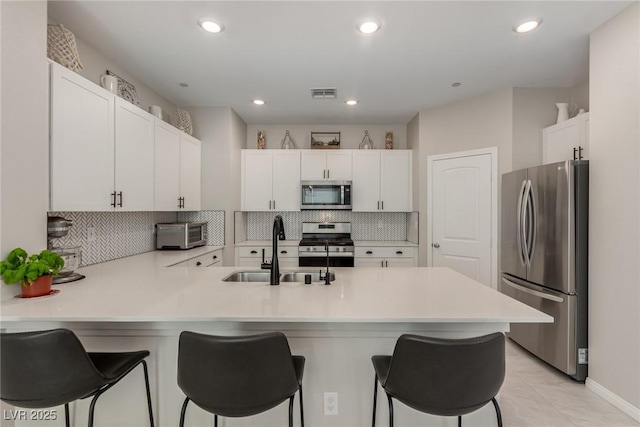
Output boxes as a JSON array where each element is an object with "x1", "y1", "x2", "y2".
[
  {"x1": 179, "y1": 134, "x2": 201, "y2": 210},
  {"x1": 430, "y1": 152, "x2": 494, "y2": 287},
  {"x1": 114, "y1": 99, "x2": 154, "y2": 211},
  {"x1": 352, "y1": 151, "x2": 381, "y2": 211}
]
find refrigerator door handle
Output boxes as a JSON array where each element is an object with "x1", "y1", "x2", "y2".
[
  {"x1": 502, "y1": 277, "x2": 565, "y2": 303},
  {"x1": 516, "y1": 180, "x2": 527, "y2": 267},
  {"x1": 527, "y1": 179, "x2": 537, "y2": 266}
]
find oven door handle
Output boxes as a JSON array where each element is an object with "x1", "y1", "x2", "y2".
[{"x1": 299, "y1": 252, "x2": 354, "y2": 257}]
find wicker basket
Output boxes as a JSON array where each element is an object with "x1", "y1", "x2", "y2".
[
  {"x1": 172, "y1": 108, "x2": 193, "y2": 135},
  {"x1": 47, "y1": 24, "x2": 83, "y2": 72}
]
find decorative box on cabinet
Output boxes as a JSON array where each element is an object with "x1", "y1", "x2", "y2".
[
  {"x1": 154, "y1": 120, "x2": 201, "y2": 211},
  {"x1": 352, "y1": 150, "x2": 412, "y2": 212},
  {"x1": 355, "y1": 246, "x2": 417, "y2": 267},
  {"x1": 235, "y1": 245, "x2": 298, "y2": 268},
  {"x1": 301, "y1": 150, "x2": 352, "y2": 181},
  {"x1": 241, "y1": 150, "x2": 300, "y2": 211},
  {"x1": 542, "y1": 113, "x2": 589, "y2": 164}
]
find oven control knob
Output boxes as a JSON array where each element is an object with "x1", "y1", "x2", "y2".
[
  {"x1": 312, "y1": 247, "x2": 316, "y2": 251},
  {"x1": 306, "y1": 247, "x2": 311, "y2": 252}
]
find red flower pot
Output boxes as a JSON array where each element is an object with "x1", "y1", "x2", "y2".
[{"x1": 21, "y1": 275, "x2": 52, "y2": 298}]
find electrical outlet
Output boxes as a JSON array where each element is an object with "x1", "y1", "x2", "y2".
[
  {"x1": 378, "y1": 220, "x2": 384, "y2": 228},
  {"x1": 87, "y1": 227, "x2": 97, "y2": 242},
  {"x1": 324, "y1": 392, "x2": 338, "y2": 416}
]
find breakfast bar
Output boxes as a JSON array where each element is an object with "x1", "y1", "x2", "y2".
[{"x1": 0, "y1": 249, "x2": 551, "y2": 427}]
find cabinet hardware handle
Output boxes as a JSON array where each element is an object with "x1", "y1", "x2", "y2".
[
  {"x1": 196, "y1": 261, "x2": 202, "y2": 266},
  {"x1": 212, "y1": 255, "x2": 217, "y2": 259},
  {"x1": 366, "y1": 251, "x2": 373, "y2": 255},
  {"x1": 377, "y1": 201, "x2": 380, "y2": 210},
  {"x1": 432, "y1": 243, "x2": 440, "y2": 248},
  {"x1": 578, "y1": 146, "x2": 584, "y2": 160},
  {"x1": 110, "y1": 191, "x2": 117, "y2": 207},
  {"x1": 381, "y1": 201, "x2": 384, "y2": 210},
  {"x1": 385, "y1": 260, "x2": 388, "y2": 267},
  {"x1": 281, "y1": 250, "x2": 287, "y2": 254},
  {"x1": 323, "y1": 169, "x2": 326, "y2": 179},
  {"x1": 273, "y1": 200, "x2": 276, "y2": 209},
  {"x1": 327, "y1": 169, "x2": 330, "y2": 179},
  {"x1": 396, "y1": 251, "x2": 403, "y2": 255},
  {"x1": 381, "y1": 260, "x2": 384, "y2": 267},
  {"x1": 250, "y1": 250, "x2": 258, "y2": 254},
  {"x1": 573, "y1": 147, "x2": 577, "y2": 160},
  {"x1": 117, "y1": 191, "x2": 123, "y2": 207},
  {"x1": 269, "y1": 200, "x2": 271, "y2": 210}
]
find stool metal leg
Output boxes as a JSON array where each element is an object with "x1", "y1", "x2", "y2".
[
  {"x1": 214, "y1": 414, "x2": 218, "y2": 427},
  {"x1": 179, "y1": 397, "x2": 190, "y2": 427},
  {"x1": 288, "y1": 395, "x2": 294, "y2": 427},
  {"x1": 299, "y1": 385, "x2": 305, "y2": 427},
  {"x1": 492, "y1": 397, "x2": 503, "y2": 427},
  {"x1": 458, "y1": 415, "x2": 462, "y2": 427},
  {"x1": 372, "y1": 374, "x2": 378, "y2": 427},
  {"x1": 64, "y1": 403, "x2": 70, "y2": 427},
  {"x1": 141, "y1": 360, "x2": 155, "y2": 427},
  {"x1": 386, "y1": 393, "x2": 394, "y2": 427}
]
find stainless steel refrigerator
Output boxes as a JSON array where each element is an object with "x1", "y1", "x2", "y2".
[{"x1": 500, "y1": 160, "x2": 588, "y2": 381}]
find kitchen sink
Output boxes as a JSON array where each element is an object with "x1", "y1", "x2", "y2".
[{"x1": 221, "y1": 270, "x2": 335, "y2": 283}]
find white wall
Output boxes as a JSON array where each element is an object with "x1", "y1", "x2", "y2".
[
  {"x1": 47, "y1": 18, "x2": 177, "y2": 123},
  {"x1": 0, "y1": 1, "x2": 49, "y2": 300},
  {"x1": 588, "y1": 2, "x2": 640, "y2": 418},
  {"x1": 245, "y1": 124, "x2": 406, "y2": 150},
  {"x1": 188, "y1": 107, "x2": 245, "y2": 265}
]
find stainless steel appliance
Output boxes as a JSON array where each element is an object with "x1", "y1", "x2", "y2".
[
  {"x1": 47, "y1": 216, "x2": 85, "y2": 284},
  {"x1": 301, "y1": 181, "x2": 352, "y2": 210},
  {"x1": 156, "y1": 222, "x2": 207, "y2": 250},
  {"x1": 298, "y1": 222, "x2": 354, "y2": 267},
  {"x1": 500, "y1": 160, "x2": 588, "y2": 381}
]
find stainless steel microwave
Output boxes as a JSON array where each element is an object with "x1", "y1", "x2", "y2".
[
  {"x1": 156, "y1": 222, "x2": 207, "y2": 249},
  {"x1": 301, "y1": 181, "x2": 352, "y2": 210}
]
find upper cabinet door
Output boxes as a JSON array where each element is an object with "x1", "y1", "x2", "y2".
[
  {"x1": 326, "y1": 151, "x2": 352, "y2": 180},
  {"x1": 352, "y1": 151, "x2": 381, "y2": 212},
  {"x1": 180, "y1": 133, "x2": 201, "y2": 211},
  {"x1": 114, "y1": 98, "x2": 154, "y2": 211},
  {"x1": 272, "y1": 151, "x2": 301, "y2": 211},
  {"x1": 242, "y1": 150, "x2": 273, "y2": 211},
  {"x1": 300, "y1": 151, "x2": 327, "y2": 180},
  {"x1": 380, "y1": 151, "x2": 412, "y2": 211},
  {"x1": 50, "y1": 63, "x2": 115, "y2": 211},
  {"x1": 154, "y1": 120, "x2": 181, "y2": 211},
  {"x1": 542, "y1": 113, "x2": 589, "y2": 164}
]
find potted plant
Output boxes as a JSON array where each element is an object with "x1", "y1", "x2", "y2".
[{"x1": 0, "y1": 248, "x2": 64, "y2": 297}]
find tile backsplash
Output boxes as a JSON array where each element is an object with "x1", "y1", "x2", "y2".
[
  {"x1": 246, "y1": 211, "x2": 408, "y2": 241},
  {"x1": 48, "y1": 211, "x2": 224, "y2": 266}
]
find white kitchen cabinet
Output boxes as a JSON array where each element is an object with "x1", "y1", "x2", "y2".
[
  {"x1": 355, "y1": 246, "x2": 417, "y2": 267},
  {"x1": 114, "y1": 98, "x2": 155, "y2": 210},
  {"x1": 170, "y1": 249, "x2": 224, "y2": 268},
  {"x1": 352, "y1": 150, "x2": 412, "y2": 212},
  {"x1": 235, "y1": 245, "x2": 298, "y2": 268},
  {"x1": 241, "y1": 150, "x2": 300, "y2": 211},
  {"x1": 50, "y1": 62, "x2": 115, "y2": 211},
  {"x1": 542, "y1": 113, "x2": 589, "y2": 164},
  {"x1": 301, "y1": 150, "x2": 352, "y2": 181},
  {"x1": 154, "y1": 120, "x2": 201, "y2": 211}
]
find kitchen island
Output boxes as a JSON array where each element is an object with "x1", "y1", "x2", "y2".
[{"x1": 0, "y1": 250, "x2": 550, "y2": 427}]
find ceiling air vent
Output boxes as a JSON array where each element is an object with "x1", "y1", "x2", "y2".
[{"x1": 311, "y1": 88, "x2": 337, "y2": 99}]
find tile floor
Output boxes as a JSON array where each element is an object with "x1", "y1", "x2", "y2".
[{"x1": 502, "y1": 338, "x2": 639, "y2": 427}]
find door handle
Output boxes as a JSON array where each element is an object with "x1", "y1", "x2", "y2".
[
  {"x1": 501, "y1": 277, "x2": 564, "y2": 303},
  {"x1": 516, "y1": 180, "x2": 527, "y2": 267},
  {"x1": 432, "y1": 243, "x2": 440, "y2": 248}
]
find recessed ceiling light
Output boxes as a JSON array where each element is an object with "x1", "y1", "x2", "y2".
[
  {"x1": 199, "y1": 18, "x2": 224, "y2": 34},
  {"x1": 451, "y1": 82, "x2": 461, "y2": 88},
  {"x1": 252, "y1": 99, "x2": 265, "y2": 105},
  {"x1": 357, "y1": 20, "x2": 381, "y2": 34},
  {"x1": 513, "y1": 19, "x2": 542, "y2": 33},
  {"x1": 179, "y1": 82, "x2": 189, "y2": 88},
  {"x1": 345, "y1": 99, "x2": 358, "y2": 106}
]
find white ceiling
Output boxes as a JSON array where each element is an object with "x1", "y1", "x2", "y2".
[{"x1": 48, "y1": 1, "x2": 632, "y2": 125}]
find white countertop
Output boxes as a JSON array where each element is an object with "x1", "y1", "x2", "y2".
[
  {"x1": 235, "y1": 240, "x2": 418, "y2": 247},
  {"x1": 0, "y1": 251, "x2": 550, "y2": 325}
]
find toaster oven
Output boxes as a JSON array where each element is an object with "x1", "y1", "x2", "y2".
[{"x1": 156, "y1": 222, "x2": 207, "y2": 250}]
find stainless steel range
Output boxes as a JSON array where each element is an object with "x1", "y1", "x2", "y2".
[{"x1": 298, "y1": 222, "x2": 354, "y2": 267}]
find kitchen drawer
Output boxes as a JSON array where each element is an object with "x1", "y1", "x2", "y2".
[
  {"x1": 235, "y1": 257, "x2": 298, "y2": 269},
  {"x1": 187, "y1": 250, "x2": 223, "y2": 268},
  {"x1": 237, "y1": 247, "x2": 297, "y2": 258},
  {"x1": 355, "y1": 247, "x2": 415, "y2": 258}
]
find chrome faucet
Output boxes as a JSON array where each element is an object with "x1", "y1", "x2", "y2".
[{"x1": 267, "y1": 215, "x2": 285, "y2": 285}]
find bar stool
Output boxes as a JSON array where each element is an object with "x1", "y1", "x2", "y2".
[
  {"x1": 0, "y1": 328, "x2": 154, "y2": 427},
  {"x1": 371, "y1": 332, "x2": 505, "y2": 427},
  {"x1": 177, "y1": 331, "x2": 305, "y2": 427}
]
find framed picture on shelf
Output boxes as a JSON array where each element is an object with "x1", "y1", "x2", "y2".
[{"x1": 311, "y1": 132, "x2": 340, "y2": 149}]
